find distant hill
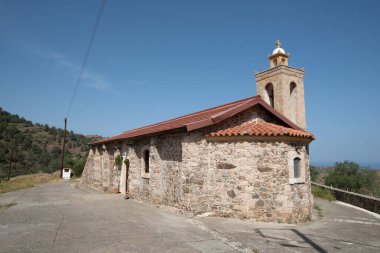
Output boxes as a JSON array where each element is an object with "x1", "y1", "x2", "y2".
[{"x1": 0, "y1": 107, "x2": 102, "y2": 179}]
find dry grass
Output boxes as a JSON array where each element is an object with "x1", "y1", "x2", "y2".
[{"x1": 0, "y1": 171, "x2": 61, "y2": 194}]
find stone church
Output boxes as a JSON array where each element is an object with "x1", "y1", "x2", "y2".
[{"x1": 81, "y1": 41, "x2": 315, "y2": 223}]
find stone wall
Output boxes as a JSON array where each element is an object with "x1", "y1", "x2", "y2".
[
  {"x1": 256, "y1": 66, "x2": 307, "y2": 130},
  {"x1": 180, "y1": 133, "x2": 312, "y2": 222},
  {"x1": 81, "y1": 145, "x2": 121, "y2": 192},
  {"x1": 126, "y1": 135, "x2": 184, "y2": 207},
  {"x1": 312, "y1": 183, "x2": 380, "y2": 214}
]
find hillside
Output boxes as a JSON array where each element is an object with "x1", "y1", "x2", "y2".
[{"x1": 0, "y1": 107, "x2": 102, "y2": 179}]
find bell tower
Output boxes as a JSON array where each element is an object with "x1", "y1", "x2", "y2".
[{"x1": 255, "y1": 40, "x2": 307, "y2": 130}]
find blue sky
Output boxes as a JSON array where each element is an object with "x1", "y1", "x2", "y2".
[{"x1": 0, "y1": 0, "x2": 379, "y2": 167}]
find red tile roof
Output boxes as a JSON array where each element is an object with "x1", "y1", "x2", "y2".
[
  {"x1": 91, "y1": 95, "x2": 313, "y2": 145},
  {"x1": 208, "y1": 121, "x2": 315, "y2": 140}
]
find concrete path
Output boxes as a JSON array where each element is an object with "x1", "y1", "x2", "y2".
[
  {"x1": 199, "y1": 199, "x2": 380, "y2": 253},
  {"x1": 0, "y1": 181, "x2": 379, "y2": 253}
]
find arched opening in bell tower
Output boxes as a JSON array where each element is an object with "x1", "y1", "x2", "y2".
[
  {"x1": 264, "y1": 83, "x2": 274, "y2": 107},
  {"x1": 290, "y1": 82, "x2": 298, "y2": 123}
]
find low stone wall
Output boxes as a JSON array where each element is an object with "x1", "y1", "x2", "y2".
[{"x1": 312, "y1": 182, "x2": 380, "y2": 214}]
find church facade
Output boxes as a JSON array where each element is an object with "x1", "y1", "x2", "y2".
[{"x1": 81, "y1": 41, "x2": 315, "y2": 223}]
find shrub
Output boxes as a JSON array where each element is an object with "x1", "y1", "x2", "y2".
[
  {"x1": 114, "y1": 155, "x2": 122, "y2": 168},
  {"x1": 311, "y1": 185, "x2": 336, "y2": 201},
  {"x1": 310, "y1": 166, "x2": 319, "y2": 182},
  {"x1": 73, "y1": 159, "x2": 86, "y2": 177},
  {"x1": 324, "y1": 161, "x2": 365, "y2": 192}
]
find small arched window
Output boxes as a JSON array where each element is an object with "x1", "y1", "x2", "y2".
[
  {"x1": 265, "y1": 83, "x2": 274, "y2": 107},
  {"x1": 293, "y1": 157, "x2": 301, "y2": 178},
  {"x1": 273, "y1": 59, "x2": 278, "y2": 67},
  {"x1": 290, "y1": 82, "x2": 298, "y2": 123},
  {"x1": 143, "y1": 150, "x2": 150, "y2": 173}
]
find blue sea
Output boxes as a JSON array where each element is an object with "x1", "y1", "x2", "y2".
[{"x1": 312, "y1": 161, "x2": 380, "y2": 170}]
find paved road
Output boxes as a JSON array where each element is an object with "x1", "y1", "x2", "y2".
[
  {"x1": 200, "y1": 200, "x2": 380, "y2": 253},
  {"x1": 0, "y1": 181, "x2": 379, "y2": 253}
]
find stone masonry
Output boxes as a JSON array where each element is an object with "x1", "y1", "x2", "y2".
[{"x1": 256, "y1": 66, "x2": 307, "y2": 130}]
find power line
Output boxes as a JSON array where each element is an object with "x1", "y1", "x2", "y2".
[
  {"x1": 61, "y1": 0, "x2": 106, "y2": 177},
  {"x1": 66, "y1": 0, "x2": 107, "y2": 118}
]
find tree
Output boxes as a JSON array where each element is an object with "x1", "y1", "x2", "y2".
[
  {"x1": 48, "y1": 126, "x2": 57, "y2": 135},
  {"x1": 0, "y1": 144, "x2": 6, "y2": 164},
  {"x1": 22, "y1": 134, "x2": 33, "y2": 149},
  {"x1": 49, "y1": 159, "x2": 60, "y2": 172},
  {"x1": 310, "y1": 166, "x2": 319, "y2": 182},
  {"x1": 3, "y1": 125, "x2": 19, "y2": 141},
  {"x1": 73, "y1": 159, "x2": 86, "y2": 177},
  {"x1": 51, "y1": 146, "x2": 61, "y2": 158},
  {"x1": 39, "y1": 151, "x2": 50, "y2": 167},
  {"x1": 360, "y1": 169, "x2": 380, "y2": 197},
  {"x1": 0, "y1": 121, "x2": 6, "y2": 133},
  {"x1": 324, "y1": 161, "x2": 365, "y2": 192},
  {"x1": 335, "y1": 161, "x2": 360, "y2": 175},
  {"x1": 14, "y1": 132, "x2": 24, "y2": 143},
  {"x1": 63, "y1": 157, "x2": 75, "y2": 169}
]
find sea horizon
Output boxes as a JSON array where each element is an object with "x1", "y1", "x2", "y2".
[{"x1": 312, "y1": 161, "x2": 380, "y2": 170}]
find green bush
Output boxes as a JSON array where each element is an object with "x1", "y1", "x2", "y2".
[
  {"x1": 124, "y1": 158, "x2": 129, "y2": 168},
  {"x1": 311, "y1": 185, "x2": 336, "y2": 201},
  {"x1": 114, "y1": 155, "x2": 122, "y2": 168},
  {"x1": 324, "y1": 161, "x2": 365, "y2": 192},
  {"x1": 73, "y1": 159, "x2": 86, "y2": 177},
  {"x1": 310, "y1": 166, "x2": 319, "y2": 182}
]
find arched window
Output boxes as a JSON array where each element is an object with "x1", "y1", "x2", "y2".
[
  {"x1": 290, "y1": 82, "x2": 298, "y2": 123},
  {"x1": 143, "y1": 150, "x2": 150, "y2": 173},
  {"x1": 293, "y1": 157, "x2": 301, "y2": 178},
  {"x1": 273, "y1": 59, "x2": 278, "y2": 67},
  {"x1": 264, "y1": 83, "x2": 274, "y2": 107}
]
